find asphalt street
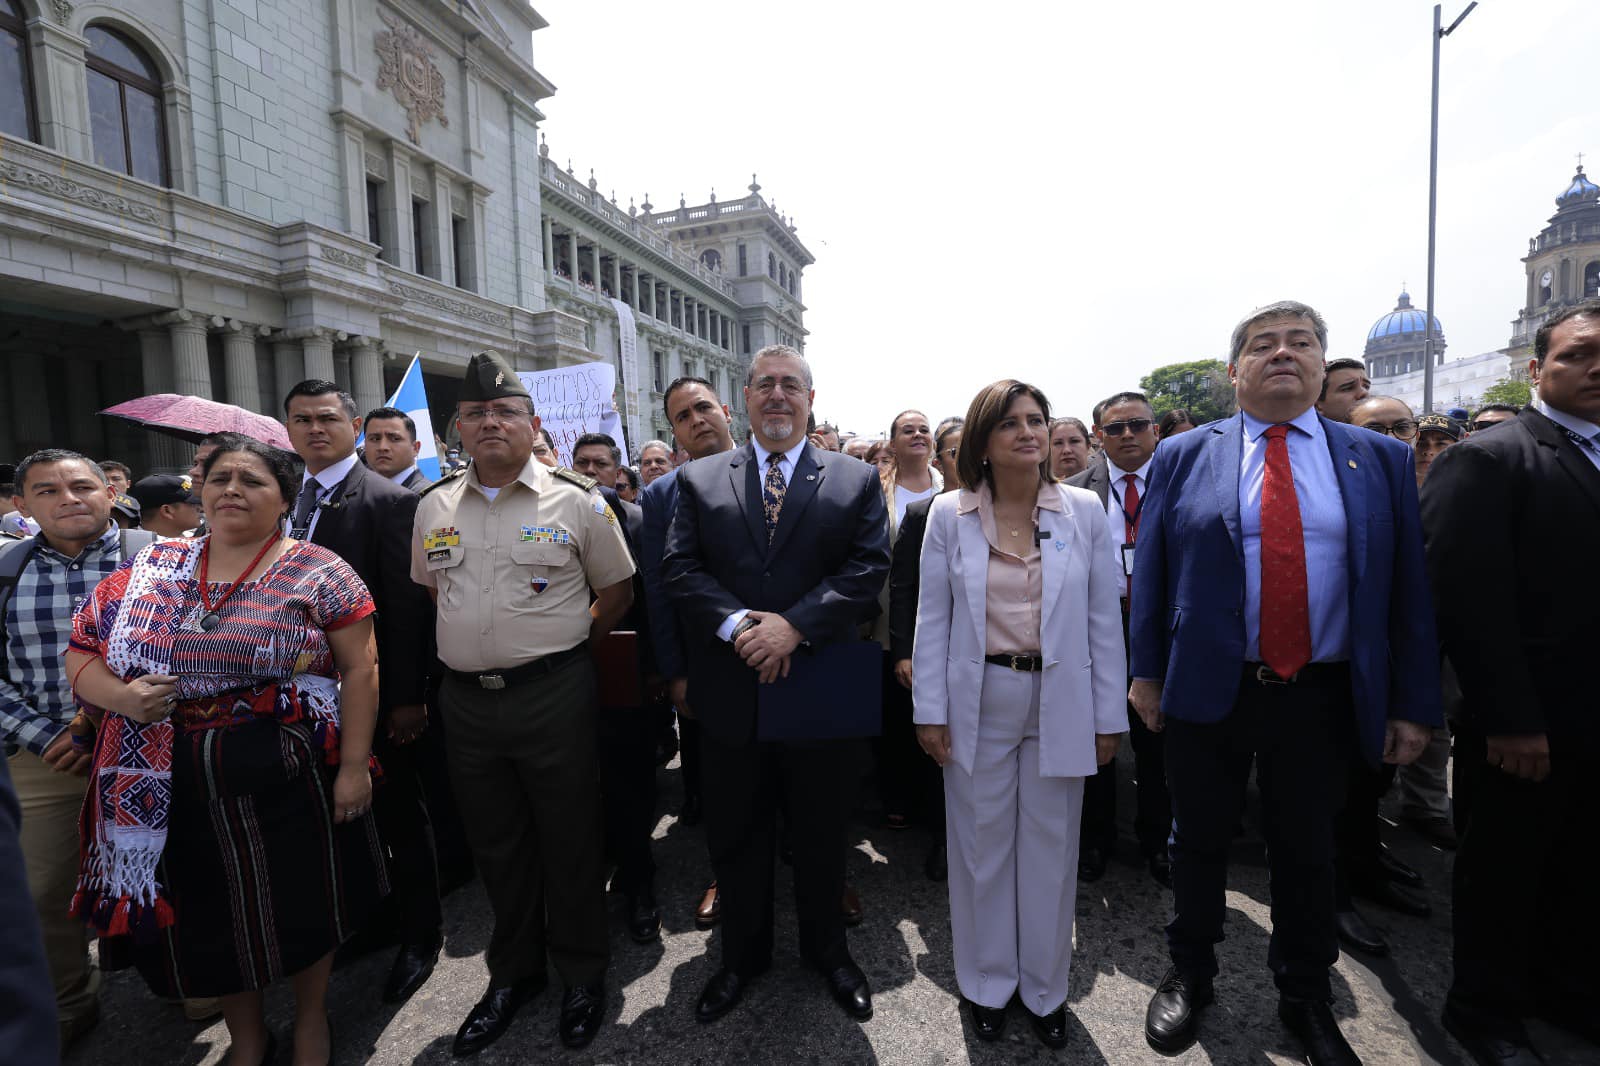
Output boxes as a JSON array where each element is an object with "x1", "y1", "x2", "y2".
[{"x1": 66, "y1": 746, "x2": 1590, "y2": 1065}]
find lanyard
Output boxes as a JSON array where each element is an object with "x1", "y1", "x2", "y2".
[{"x1": 1108, "y1": 476, "x2": 1144, "y2": 539}]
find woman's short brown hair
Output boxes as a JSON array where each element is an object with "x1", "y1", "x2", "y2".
[{"x1": 957, "y1": 380, "x2": 1054, "y2": 491}]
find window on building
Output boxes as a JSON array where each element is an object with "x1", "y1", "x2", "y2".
[
  {"x1": 741, "y1": 324, "x2": 751, "y2": 356},
  {"x1": 365, "y1": 179, "x2": 383, "y2": 248},
  {"x1": 737, "y1": 243, "x2": 747, "y2": 276},
  {"x1": 767, "y1": 252, "x2": 776, "y2": 279},
  {"x1": 788, "y1": 272, "x2": 796, "y2": 296},
  {"x1": 778, "y1": 263, "x2": 787, "y2": 289},
  {"x1": 411, "y1": 198, "x2": 432, "y2": 278},
  {"x1": 0, "y1": 0, "x2": 36, "y2": 142},
  {"x1": 1586, "y1": 261, "x2": 1600, "y2": 299},
  {"x1": 452, "y1": 215, "x2": 472, "y2": 291},
  {"x1": 652, "y1": 350, "x2": 665, "y2": 392},
  {"x1": 700, "y1": 249, "x2": 721, "y2": 272},
  {"x1": 85, "y1": 25, "x2": 167, "y2": 186}
]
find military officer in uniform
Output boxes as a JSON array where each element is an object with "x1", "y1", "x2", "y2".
[{"x1": 411, "y1": 350, "x2": 635, "y2": 1055}]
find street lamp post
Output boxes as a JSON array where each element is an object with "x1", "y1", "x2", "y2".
[{"x1": 1424, "y1": 1, "x2": 1477, "y2": 414}]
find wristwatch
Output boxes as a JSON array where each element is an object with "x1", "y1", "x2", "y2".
[{"x1": 731, "y1": 616, "x2": 760, "y2": 641}]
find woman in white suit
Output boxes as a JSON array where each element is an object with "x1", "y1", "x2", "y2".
[{"x1": 913, "y1": 380, "x2": 1127, "y2": 1047}]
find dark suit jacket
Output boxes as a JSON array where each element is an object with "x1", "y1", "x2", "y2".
[
  {"x1": 639, "y1": 468, "x2": 687, "y2": 678},
  {"x1": 308, "y1": 458, "x2": 433, "y2": 711},
  {"x1": 663, "y1": 441, "x2": 891, "y2": 744},
  {"x1": 1065, "y1": 453, "x2": 1113, "y2": 509},
  {"x1": 888, "y1": 495, "x2": 932, "y2": 663},
  {"x1": 1129, "y1": 412, "x2": 1443, "y2": 764},
  {"x1": 1420, "y1": 407, "x2": 1600, "y2": 747},
  {"x1": 0, "y1": 758, "x2": 56, "y2": 1059},
  {"x1": 401, "y1": 468, "x2": 434, "y2": 493}
]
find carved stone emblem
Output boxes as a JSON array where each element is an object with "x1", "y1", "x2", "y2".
[{"x1": 375, "y1": 11, "x2": 448, "y2": 144}]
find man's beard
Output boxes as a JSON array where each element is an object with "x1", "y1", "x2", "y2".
[{"x1": 760, "y1": 415, "x2": 794, "y2": 440}]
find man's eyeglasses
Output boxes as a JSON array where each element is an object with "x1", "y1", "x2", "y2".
[
  {"x1": 1361, "y1": 419, "x2": 1418, "y2": 441},
  {"x1": 749, "y1": 377, "x2": 807, "y2": 397},
  {"x1": 459, "y1": 405, "x2": 531, "y2": 425},
  {"x1": 1100, "y1": 419, "x2": 1153, "y2": 437}
]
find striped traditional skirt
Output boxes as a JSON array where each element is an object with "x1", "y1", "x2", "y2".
[{"x1": 127, "y1": 715, "x2": 389, "y2": 999}]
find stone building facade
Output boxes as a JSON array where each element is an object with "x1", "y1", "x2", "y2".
[{"x1": 0, "y1": 0, "x2": 810, "y2": 471}]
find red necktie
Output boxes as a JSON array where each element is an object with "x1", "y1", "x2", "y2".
[
  {"x1": 1259, "y1": 425, "x2": 1311, "y2": 678},
  {"x1": 1121, "y1": 473, "x2": 1140, "y2": 543}
]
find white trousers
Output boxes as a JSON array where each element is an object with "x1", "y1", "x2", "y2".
[{"x1": 943, "y1": 664, "x2": 1084, "y2": 1014}]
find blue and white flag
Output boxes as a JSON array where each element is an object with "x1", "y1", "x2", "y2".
[{"x1": 389, "y1": 354, "x2": 441, "y2": 481}]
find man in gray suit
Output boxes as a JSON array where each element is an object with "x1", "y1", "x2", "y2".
[{"x1": 1068, "y1": 390, "x2": 1171, "y2": 886}]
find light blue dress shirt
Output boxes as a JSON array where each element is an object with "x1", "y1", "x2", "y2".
[{"x1": 1239, "y1": 408, "x2": 1349, "y2": 663}]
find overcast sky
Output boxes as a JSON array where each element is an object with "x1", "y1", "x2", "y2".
[{"x1": 531, "y1": 0, "x2": 1597, "y2": 435}]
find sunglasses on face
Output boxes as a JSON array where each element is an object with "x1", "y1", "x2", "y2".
[
  {"x1": 1469, "y1": 419, "x2": 1507, "y2": 432},
  {"x1": 1361, "y1": 420, "x2": 1418, "y2": 441},
  {"x1": 1100, "y1": 419, "x2": 1153, "y2": 437}
]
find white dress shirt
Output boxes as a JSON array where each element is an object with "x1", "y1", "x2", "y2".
[
  {"x1": 1537, "y1": 398, "x2": 1600, "y2": 471},
  {"x1": 388, "y1": 463, "x2": 420, "y2": 486},
  {"x1": 1239, "y1": 408, "x2": 1350, "y2": 663},
  {"x1": 717, "y1": 439, "x2": 809, "y2": 641},
  {"x1": 1103, "y1": 456, "x2": 1152, "y2": 598},
  {"x1": 291, "y1": 450, "x2": 359, "y2": 541}
]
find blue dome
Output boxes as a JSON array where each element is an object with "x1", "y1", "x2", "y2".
[
  {"x1": 1558, "y1": 165, "x2": 1599, "y2": 204},
  {"x1": 1367, "y1": 291, "x2": 1442, "y2": 341}
]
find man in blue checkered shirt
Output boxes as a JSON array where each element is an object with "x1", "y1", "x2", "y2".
[{"x1": 2, "y1": 449, "x2": 128, "y2": 1050}]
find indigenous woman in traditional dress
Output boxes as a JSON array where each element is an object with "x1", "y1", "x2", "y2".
[{"x1": 66, "y1": 438, "x2": 386, "y2": 1065}]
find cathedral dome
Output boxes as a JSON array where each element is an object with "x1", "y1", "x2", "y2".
[
  {"x1": 1557, "y1": 164, "x2": 1599, "y2": 206},
  {"x1": 1367, "y1": 291, "x2": 1442, "y2": 342}
]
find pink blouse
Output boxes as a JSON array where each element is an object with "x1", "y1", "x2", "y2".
[{"x1": 957, "y1": 481, "x2": 1063, "y2": 655}]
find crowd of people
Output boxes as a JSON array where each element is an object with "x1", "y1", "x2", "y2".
[{"x1": 0, "y1": 295, "x2": 1594, "y2": 1066}]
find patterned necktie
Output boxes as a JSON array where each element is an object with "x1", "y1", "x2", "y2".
[
  {"x1": 1259, "y1": 425, "x2": 1311, "y2": 678},
  {"x1": 1121, "y1": 473, "x2": 1141, "y2": 543},
  {"x1": 290, "y1": 478, "x2": 320, "y2": 538},
  {"x1": 762, "y1": 452, "x2": 787, "y2": 544}
]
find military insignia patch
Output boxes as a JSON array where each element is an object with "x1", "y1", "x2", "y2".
[
  {"x1": 593, "y1": 498, "x2": 616, "y2": 525},
  {"x1": 423, "y1": 526, "x2": 461, "y2": 549},
  {"x1": 530, "y1": 576, "x2": 549, "y2": 594}
]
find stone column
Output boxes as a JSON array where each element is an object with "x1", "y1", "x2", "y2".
[
  {"x1": 592, "y1": 242, "x2": 603, "y2": 294},
  {"x1": 272, "y1": 336, "x2": 305, "y2": 410},
  {"x1": 567, "y1": 231, "x2": 579, "y2": 282},
  {"x1": 302, "y1": 328, "x2": 338, "y2": 383},
  {"x1": 170, "y1": 318, "x2": 213, "y2": 399},
  {"x1": 136, "y1": 328, "x2": 175, "y2": 395},
  {"x1": 347, "y1": 337, "x2": 386, "y2": 417},
  {"x1": 333, "y1": 350, "x2": 353, "y2": 394},
  {"x1": 432, "y1": 167, "x2": 455, "y2": 286},
  {"x1": 542, "y1": 216, "x2": 554, "y2": 274},
  {"x1": 610, "y1": 257, "x2": 622, "y2": 301},
  {"x1": 8, "y1": 354, "x2": 52, "y2": 453},
  {"x1": 217, "y1": 319, "x2": 264, "y2": 413}
]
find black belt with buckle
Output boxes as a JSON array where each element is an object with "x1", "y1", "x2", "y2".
[
  {"x1": 985, "y1": 653, "x2": 1044, "y2": 672},
  {"x1": 447, "y1": 644, "x2": 588, "y2": 690},
  {"x1": 1243, "y1": 661, "x2": 1350, "y2": 686}
]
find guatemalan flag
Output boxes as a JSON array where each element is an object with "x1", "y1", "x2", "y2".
[{"x1": 388, "y1": 354, "x2": 441, "y2": 481}]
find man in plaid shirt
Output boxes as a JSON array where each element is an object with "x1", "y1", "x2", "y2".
[{"x1": 2, "y1": 449, "x2": 128, "y2": 1049}]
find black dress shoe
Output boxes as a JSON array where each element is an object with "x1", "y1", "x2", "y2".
[
  {"x1": 558, "y1": 984, "x2": 605, "y2": 1049},
  {"x1": 696, "y1": 969, "x2": 747, "y2": 1024},
  {"x1": 1443, "y1": 1004, "x2": 1547, "y2": 1065},
  {"x1": 1375, "y1": 843, "x2": 1425, "y2": 886},
  {"x1": 1028, "y1": 1004, "x2": 1070, "y2": 1049},
  {"x1": 694, "y1": 882, "x2": 721, "y2": 930},
  {"x1": 924, "y1": 841, "x2": 948, "y2": 882},
  {"x1": 840, "y1": 885, "x2": 864, "y2": 927},
  {"x1": 823, "y1": 962, "x2": 873, "y2": 1021},
  {"x1": 1335, "y1": 907, "x2": 1389, "y2": 957},
  {"x1": 677, "y1": 794, "x2": 703, "y2": 826},
  {"x1": 965, "y1": 998, "x2": 1007, "y2": 1041},
  {"x1": 1278, "y1": 998, "x2": 1360, "y2": 1066},
  {"x1": 1147, "y1": 849, "x2": 1173, "y2": 888},
  {"x1": 1078, "y1": 846, "x2": 1108, "y2": 882},
  {"x1": 1144, "y1": 966, "x2": 1213, "y2": 1053},
  {"x1": 452, "y1": 977, "x2": 544, "y2": 1057},
  {"x1": 382, "y1": 934, "x2": 444, "y2": 1004},
  {"x1": 1401, "y1": 813, "x2": 1458, "y2": 850},
  {"x1": 1352, "y1": 876, "x2": 1431, "y2": 917},
  {"x1": 626, "y1": 887, "x2": 661, "y2": 944}
]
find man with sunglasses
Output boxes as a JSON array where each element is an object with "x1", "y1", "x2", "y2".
[
  {"x1": 1068, "y1": 392, "x2": 1171, "y2": 887},
  {"x1": 1466, "y1": 403, "x2": 1519, "y2": 435}
]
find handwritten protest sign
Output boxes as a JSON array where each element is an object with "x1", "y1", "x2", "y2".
[{"x1": 517, "y1": 364, "x2": 628, "y2": 468}]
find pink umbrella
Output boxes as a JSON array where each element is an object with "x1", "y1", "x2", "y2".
[{"x1": 100, "y1": 394, "x2": 293, "y2": 451}]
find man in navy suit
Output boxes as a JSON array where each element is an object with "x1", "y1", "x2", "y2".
[
  {"x1": 664, "y1": 346, "x2": 889, "y2": 1026},
  {"x1": 1129, "y1": 301, "x2": 1440, "y2": 1065}
]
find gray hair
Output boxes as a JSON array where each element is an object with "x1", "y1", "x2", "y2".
[
  {"x1": 1228, "y1": 300, "x2": 1329, "y2": 364},
  {"x1": 746, "y1": 344, "x2": 813, "y2": 389},
  {"x1": 639, "y1": 440, "x2": 673, "y2": 459}
]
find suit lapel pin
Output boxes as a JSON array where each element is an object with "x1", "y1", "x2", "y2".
[
  {"x1": 1054, "y1": 539, "x2": 1066, "y2": 552},
  {"x1": 805, "y1": 474, "x2": 816, "y2": 481},
  {"x1": 1347, "y1": 459, "x2": 1358, "y2": 469}
]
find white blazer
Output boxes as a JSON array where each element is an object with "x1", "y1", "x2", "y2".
[{"x1": 911, "y1": 483, "x2": 1128, "y2": 778}]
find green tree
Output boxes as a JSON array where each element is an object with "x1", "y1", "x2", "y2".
[
  {"x1": 1138, "y1": 359, "x2": 1236, "y2": 425},
  {"x1": 1479, "y1": 376, "x2": 1531, "y2": 408}
]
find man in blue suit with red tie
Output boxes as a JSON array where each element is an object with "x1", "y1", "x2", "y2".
[{"x1": 1129, "y1": 301, "x2": 1441, "y2": 1065}]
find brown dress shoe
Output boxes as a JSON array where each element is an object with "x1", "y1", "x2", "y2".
[
  {"x1": 695, "y1": 881, "x2": 722, "y2": 930},
  {"x1": 841, "y1": 884, "x2": 864, "y2": 927}
]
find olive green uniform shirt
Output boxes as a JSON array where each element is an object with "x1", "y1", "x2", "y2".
[{"x1": 411, "y1": 456, "x2": 635, "y2": 671}]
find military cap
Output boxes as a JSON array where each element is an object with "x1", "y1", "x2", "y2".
[
  {"x1": 1416, "y1": 413, "x2": 1463, "y2": 441},
  {"x1": 459, "y1": 349, "x2": 531, "y2": 404},
  {"x1": 130, "y1": 474, "x2": 200, "y2": 510},
  {"x1": 111, "y1": 493, "x2": 141, "y2": 522}
]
